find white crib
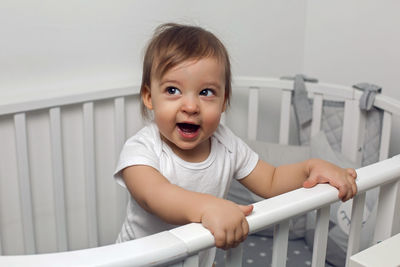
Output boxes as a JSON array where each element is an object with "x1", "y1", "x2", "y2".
[{"x1": 0, "y1": 77, "x2": 399, "y2": 266}]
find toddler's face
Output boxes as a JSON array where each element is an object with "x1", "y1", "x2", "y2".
[{"x1": 142, "y1": 57, "x2": 226, "y2": 161}]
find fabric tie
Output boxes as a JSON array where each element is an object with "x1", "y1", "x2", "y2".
[
  {"x1": 353, "y1": 83, "x2": 382, "y2": 111},
  {"x1": 281, "y1": 74, "x2": 318, "y2": 126}
]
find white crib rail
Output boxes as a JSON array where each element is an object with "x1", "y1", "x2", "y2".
[{"x1": 0, "y1": 155, "x2": 399, "y2": 266}]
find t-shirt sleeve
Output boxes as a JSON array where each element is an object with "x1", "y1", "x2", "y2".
[
  {"x1": 113, "y1": 128, "x2": 160, "y2": 188},
  {"x1": 214, "y1": 124, "x2": 259, "y2": 180},
  {"x1": 233, "y1": 136, "x2": 259, "y2": 180}
]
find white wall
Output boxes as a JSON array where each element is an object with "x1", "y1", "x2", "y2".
[
  {"x1": 303, "y1": 1, "x2": 400, "y2": 157},
  {"x1": 0, "y1": 0, "x2": 305, "y2": 103}
]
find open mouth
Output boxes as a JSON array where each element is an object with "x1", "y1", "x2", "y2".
[{"x1": 177, "y1": 123, "x2": 200, "y2": 133}]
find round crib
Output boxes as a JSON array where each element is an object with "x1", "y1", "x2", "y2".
[{"x1": 0, "y1": 77, "x2": 399, "y2": 266}]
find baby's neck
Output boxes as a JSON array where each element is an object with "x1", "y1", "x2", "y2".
[{"x1": 163, "y1": 137, "x2": 211, "y2": 163}]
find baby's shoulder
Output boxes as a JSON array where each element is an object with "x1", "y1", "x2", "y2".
[
  {"x1": 124, "y1": 123, "x2": 162, "y2": 153},
  {"x1": 213, "y1": 124, "x2": 242, "y2": 153}
]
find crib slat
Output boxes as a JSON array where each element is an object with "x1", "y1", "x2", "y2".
[
  {"x1": 345, "y1": 192, "x2": 366, "y2": 267},
  {"x1": 49, "y1": 107, "x2": 68, "y2": 252},
  {"x1": 279, "y1": 90, "x2": 291, "y2": 145},
  {"x1": 113, "y1": 97, "x2": 128, "y2": 230},
  {"x1": 170, "y1": 254, "x2": 199, "y2": 267},
  {"x1": 271, "y1": 220, "x2": 289, "y2": 267},
  {"x1": 379, "y1": 111, "x2": 392, "y2": 161},
  {"x1": 311, "y1": 93, "x2": 323, "y2": 137},
  {"x1": 373, "y1": 179, "x2": 400, "y2": 244},
  {"x1": 82, "y1": 102, "x2": 98, "y2": 247},
  {"x1": 247, "y1": 87, "x2": 259, "y2": 141},
  {"x1": 14, "y1": 113, "x2": 36, "y2": 254},
  {"x1": 341, "y1": 99, "x2": 366, "y2": 165},
  {"x1": 311, "y1": 205, "x2": 330, "y2": 267},
  {"x1": 0, "y1": 234, "x2": 3, "y2": 255},
  {"x1": 226, "y1": 243, "x2": 243, "y2": 267},
  {"x1": 183, "y1": 254, "x2": 199, "y2": 267},
  {"x1": 113, "y1": 97, "x2": 125, "y2": 158}
]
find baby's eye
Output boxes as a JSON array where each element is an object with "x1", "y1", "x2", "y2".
[
  {"x1": 166, "y1": 87, "x2": 181, "y2": 95},
  {"x1": 199, "y1": 89, "x2": 214, "y2": 96}
]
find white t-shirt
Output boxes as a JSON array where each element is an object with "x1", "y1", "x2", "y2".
[{"x1": 114, "y1": 122, "x2": 258, "y2": 266}]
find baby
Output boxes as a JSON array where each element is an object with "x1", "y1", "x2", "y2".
[{"x1": 114, "y1": 23, "x2": 357, "y2": 266}]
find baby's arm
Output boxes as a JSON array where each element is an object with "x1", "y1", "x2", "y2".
[
  {"x1": 240, "y1": 159, "x2": 357, "y2": 201},
  {"x1": 122, "y1": 165, "x2": 253, "y2": 249}
]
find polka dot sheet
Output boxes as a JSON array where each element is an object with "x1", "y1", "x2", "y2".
[{"x1": 214, "y1": 234, "x2": 334, "y2": 267}]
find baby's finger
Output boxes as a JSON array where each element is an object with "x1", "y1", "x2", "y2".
[
  {"x1": 224, "y1": 230, "x2": 235, "y2": 250},
  {"x1": 234, "y1": 226, "x2": 243, "y2": 244},
  {"x1": 241, "y1": 220, "x2": 249, "y2": 242},
  {"x1": 351, "y1": 179, "x2": 358, "y2": 197},
  {"x1": 347, "y1": 168, "x2": 357, "y2": 178},
  {"x1": 214, "y1": 230, "x2": 226, "y2": 249},
  {"x1": 303, "y1": 175, "x2": 318, "y2": 188},
  {"x1": 345, "y1": 188, "x2": 353, "y2": 202},
  {"x1": 337, "y1": 184, "x2": 347, "y2": 200}
]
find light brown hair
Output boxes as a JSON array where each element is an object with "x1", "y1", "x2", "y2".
[{"x1": 140, "y1": 23, "x2": 232, "y2": 118}]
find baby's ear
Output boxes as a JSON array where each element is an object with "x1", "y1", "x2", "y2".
[{"x1": 142, "y1": 86, "x2": 153, "y2": 110}]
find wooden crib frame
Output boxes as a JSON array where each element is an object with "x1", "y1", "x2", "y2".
[{"x1": 0, "y1": 77, "x2": 399, "y2": 266}]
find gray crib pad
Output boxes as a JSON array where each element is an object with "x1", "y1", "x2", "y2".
[{"x1": 291, "y1": 81, "x2": 383, "y2": 167}]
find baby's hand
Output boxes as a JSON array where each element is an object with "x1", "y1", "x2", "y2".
[
  {"x1": 302, "y1": 159, "x2": 357, "y2": 202},
  {"x1": 201, "y1": 199, "x2": 253, "y2": 250}
]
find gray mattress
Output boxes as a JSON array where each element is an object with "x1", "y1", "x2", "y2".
[{"x1": 214, "y1": 234, "x2": 334, "y2": 267}]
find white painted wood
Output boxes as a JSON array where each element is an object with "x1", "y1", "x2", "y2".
[
  {"x1": 311, "y1": 205, "x2": 330, "y2": 267},
  {"x1": 235, "y1": 77, "x2": 354, "y2": 100},
  {"x1": 341, "y1": 99, "x2": 366, "y2": 165},
  {"x1": 82, "y1": 102, "x2": 98, "y2": 248},
  {"x1": 247, "y1": 87, "x2": 259, "y2": 141},
  {"x1": 171, "y1": 255, "x2": 199, "y2": 267},
  {"x1": 306, "y1": 82, "x2": 354, "y2": 100},
  {"x1": 14, "y1": 113, "x2": 36, "y2": 254},
  {"x1": 113, "y1": 97, "x2": 128, "y2": 231},
  {"x1": 311, "y1": 93, "x2": 323, "y2": 137},
  {"x1": 113, "y1": 97, "x2": 126, "y2": 162},
  {"x1": 233, "y1": 77, "x2": 293, "y2": 90},
  {"x1": 271, "y1": 220, "x2": 289, "y2": 267},
  {"x1": 279, "y1": 90, "x2": 291, "y2": 145},
  {"x1": 349, "y1": 233, "x2": 400, "y2": 267},
  {"x1": 248, "y1": 156, "x2": 400, "y2": 235},
  {"x1": 225, "y1": 243, "x2": 243, "y2": 267},
  {"x1": 2, "y1": 77, "x2": 398, "y2": 117},
  {"x1": 361, "y1": 90, "x2": 400, "y2": 115},
  {"x1": 1, "y1": 79, "x2": 400, "y2": 265},
  {"x1": 0, "y1": 86, "x2": 139, "y2": 116},
  {"x1": 1, "y1": 156, "x2": 399, "y2": 266},
  {"x1": 169, "y1": 223, "x2": 215, "y2": 254},
  {"x1": 345, "y1": 192, "x2": 366, "y2": 267},
  {"x1": 373, "y1": 179, "x2": 400, "y2": 244},
  {"x1": 183, "y1": 254, "x2": 199, "y2": 267},
  {"x1": 49, "y1": 107, "x2": 68, "y2": 252},
  {"x1": 379, "y1": 111, "x2": 392, "y2": 161},
  {"x1": 0, "y1": 231, "x2": 189, "y2": 266}
]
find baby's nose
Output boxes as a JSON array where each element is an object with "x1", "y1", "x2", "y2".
[{"x1": 181, "y1": 95, "x2": 199, "y2": 114}]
